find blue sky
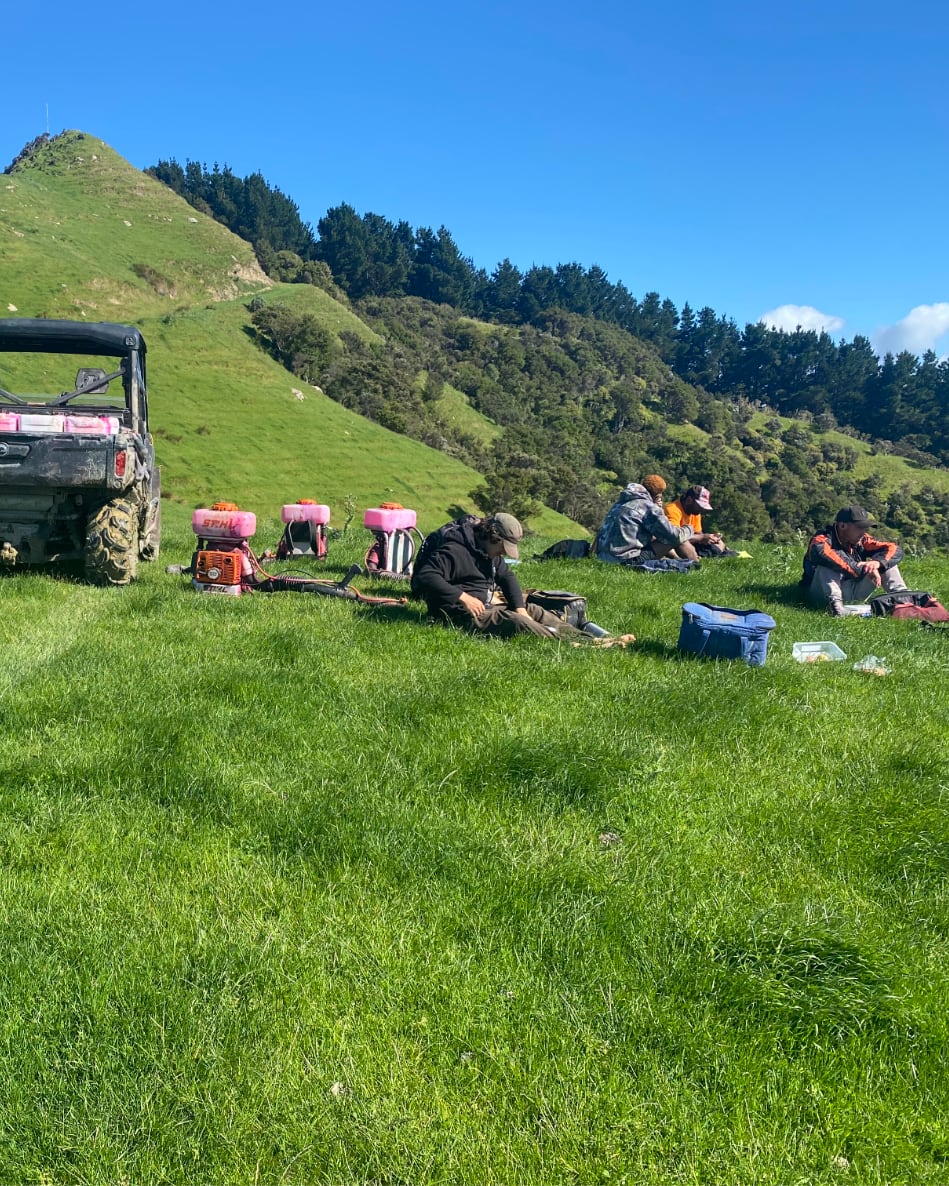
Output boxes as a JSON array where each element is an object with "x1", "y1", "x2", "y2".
[{"x1": 4, "y1": 0, "x2": 948, "y2": 357}]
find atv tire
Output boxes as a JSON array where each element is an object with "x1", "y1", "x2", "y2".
[{"x1": 85, "y1": 498, "x2": 140, "y2": 586}]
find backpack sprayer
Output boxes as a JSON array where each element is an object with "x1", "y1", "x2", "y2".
[
  {"x1": 273, "y1": 499, "x2": 330, "y2": 560},
  {"x1": 168, "y1": 501, "x2": 406, "y2": 606},
  {"x1": 362, "y1": 502, "x2": 424, "y2": 579}
]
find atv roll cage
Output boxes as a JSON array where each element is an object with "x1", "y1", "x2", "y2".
[{"x1": 0, "y1": 319, "x2": 149, "y2": 431}]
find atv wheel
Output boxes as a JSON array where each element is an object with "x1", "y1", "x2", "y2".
[{"x1": 84, "y1": 498, "x2": 140, "y2": 586}]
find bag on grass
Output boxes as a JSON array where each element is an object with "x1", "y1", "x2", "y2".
[
  {"x1": 677, "y1": 602, "x2": 776, "y2": 667},
  {"x1": 533, "y1": 538, "x2": 591, "y2": 561},
  {"x1": 870, "y1": 590, "x2": 949, "y2": 622},
  {"x1": 524, "y1": 588, "x2": 589, "y2": 629}
]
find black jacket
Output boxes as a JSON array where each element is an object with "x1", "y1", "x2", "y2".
[{"x1": 411, "y1": 518, "x2": 524, "y2": 619}]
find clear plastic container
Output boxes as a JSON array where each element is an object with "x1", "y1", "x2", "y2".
[
  {"x1": 853, "y1": 655, "x2": 890, "y2": 676},
  {"x1": 840, "y1": 604, "x2": 872, "y2": 617},
  {"x1": 19, "y1": 413, "x2": 65, "y2": 433},
  {"x1": 792, "y1": 641, "x2": 847, "y2": 663}
]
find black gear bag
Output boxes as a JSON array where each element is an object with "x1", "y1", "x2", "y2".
[{"x1": 523, "y1": 588, "x2": 589, "y2": 629}]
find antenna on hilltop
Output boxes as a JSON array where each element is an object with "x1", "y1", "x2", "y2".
[{"x1": 45, "y1": 104, "x2": 49, "y2": 135}]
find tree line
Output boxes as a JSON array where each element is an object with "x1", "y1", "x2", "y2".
[
  {"x1": 147, "y1": 158, "x2": 949, "y2": 468},
  {"x1": 245, "y1": 294, "x2": 949, "y2": 549},
  {"x1": 147, "y1": 158, "x2": 949, "y2": 545}
]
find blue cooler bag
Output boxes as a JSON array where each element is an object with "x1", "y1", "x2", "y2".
[{"x1": 677, "y1": 603, "x2": 776, "y2": 666}]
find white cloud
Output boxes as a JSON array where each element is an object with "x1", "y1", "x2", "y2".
[
  {"x1": 871, "y1": 303, "x2": 949, "y2": 358},
  {"x1": 759, "y1": 304, "x2": 845, "y2": 334}
]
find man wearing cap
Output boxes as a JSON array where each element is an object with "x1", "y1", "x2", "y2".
[
  {"x1": 595, "y1": 475, "x2": 696, "y2": 567},
  {"x1": 664, "y1": 485, "x2": 733, "y2": 559},
  {"x1": 801, "y1": 506, "x2": 908, "y2": 615},
  {"x1": 412, "y1": 513, "x2": 592, "y2": 639}
]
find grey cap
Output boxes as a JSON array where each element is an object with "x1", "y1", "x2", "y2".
[{"x1": 486, "y1": 512, "x2": 523, "y2": 558}]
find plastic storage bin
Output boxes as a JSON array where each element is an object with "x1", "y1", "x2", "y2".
[
  {"x1": 792, "y1": 641, "x2": 847, "y2": 663},
  {"x1": 19, "y1": 413, "x2": 65, "y2": 433},
  {"x1": 64, "y1": 414, "x2": 120, "y2": 434},
  {"x1": 364, "y1": 506, "x2": 417, "y2": 531}
]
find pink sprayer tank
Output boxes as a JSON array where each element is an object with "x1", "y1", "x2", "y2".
[
  {"x1": 282, "y1": 502, "x2": 331, "y2": 525},
  {"x1": 191, "y1": 507, "x2": 257, "y2": 540},
  {"x1": 364, "y1": 506, "x2": 417, "y2": 531}
]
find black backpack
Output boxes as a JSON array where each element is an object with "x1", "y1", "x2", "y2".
[
  {"x1": 410, "y1": 516, "x2": 479, "y2": 598},
  {"x1": 533, "y1": 538, "x2": 591, "y2": 561}
]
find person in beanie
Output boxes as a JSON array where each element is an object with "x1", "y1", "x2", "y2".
[
  {"x1": 595, "y1": 475, "x2": 695, "y2": 566},
  {"x1": 412, "y1": 513, "x2": 631, "y2": 642},
  {"x1": 801, "y1": 506, "x2": 908, "y2": 615}
]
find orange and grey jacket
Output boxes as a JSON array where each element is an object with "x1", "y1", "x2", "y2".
[{"x1": 800, "y1": 525, "x2": 903, "y2": 588}]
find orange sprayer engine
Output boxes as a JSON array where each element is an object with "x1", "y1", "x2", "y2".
[{"x1": 190, "y1": 502, "x2": 256, "y2": 595}]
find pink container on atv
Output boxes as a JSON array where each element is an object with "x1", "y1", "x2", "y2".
[
  {"x1": 364, "y1": 505, "x2": 417, "y2": 531},
  {"x1": 282, "y1": 502, "x2": 331, "y2": 525},
  {"x1": 0, "y1": 412, "x2": 20, "y2": 432},
  {"x1": 64, "y1": 414, "x2": 120, "y2": 434},
  {"x1": 191, "y1": 507, "x2": 257, "y2": 541}
]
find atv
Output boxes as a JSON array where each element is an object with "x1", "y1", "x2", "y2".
[{"x1": 0, "y1": 318, "x2": 160, "y2": 585}]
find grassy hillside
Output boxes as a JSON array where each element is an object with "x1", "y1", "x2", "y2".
[
  {"x1": 0, "y1": 132, "x2": 269, "y2": 316},
  {"x1": 1, "y1": 129, "x2": 948, "y2": 1185},
  {"x1": 143, "y1": 296, "x2": 576, "y2": 533},
  {"x1": 0, "y1": 133, "x2": 577, "y2": 536},
  {"x1": 425, "y1": 376, "x2": 503, "y2": 446},
  {"x1": 747, "y1": 413, "x2": 949, "y2": 496}
]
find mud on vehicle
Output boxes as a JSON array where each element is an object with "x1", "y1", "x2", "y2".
[{"x1": 0, "y1": 319, "x2": 160, "y2": 585}]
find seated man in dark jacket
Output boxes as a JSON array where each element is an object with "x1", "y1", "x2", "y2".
[
  {"x1": 801, "y1": 505, "x2": 908, "y2": 615},
  {"x1": 412, "y1": 513, "x2": 628, "y2": 641}
]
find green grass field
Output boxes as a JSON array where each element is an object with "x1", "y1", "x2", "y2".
[{"x1": 0, "y1": 528, "x2": 946, "y2": 1184}]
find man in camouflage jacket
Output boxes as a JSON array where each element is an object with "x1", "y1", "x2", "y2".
[{"x1": 595, "y1": 476, "x2": 695, "y2": 566}]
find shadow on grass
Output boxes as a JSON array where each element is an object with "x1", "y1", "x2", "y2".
[
  {"x1": 632, "y1": 637, "x2": 682, "y2": 661},
  {"x1": 0, "y1": 563, "x2": 86, "y2": 586},
  {"x1": 354, "y1": 601, "x2": 426, "y2": 625},
  {"x1": 736, "y1": 580, "x2": 810, "y2": 608}
]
